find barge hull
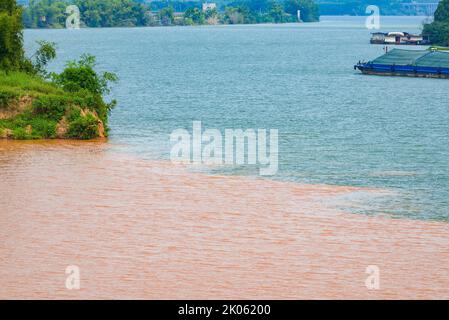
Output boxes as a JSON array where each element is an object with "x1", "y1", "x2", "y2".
[
  {"x1": 355, "y1": 49, "x2": 449, "y2": 79},
  {"x1": 359, "y1": 68, "x2": 449, "y2": 79}
]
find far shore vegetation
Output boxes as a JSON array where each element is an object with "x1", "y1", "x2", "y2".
[
  {"x1": 1, "y1": 0, "x2": 117, "y2": 140},
  {"x1": 21, "y1": 0, "x2": 320, "y2": 28},
  {"x1": 423, "y1": 0, "x2": 449, "y2": 46}
]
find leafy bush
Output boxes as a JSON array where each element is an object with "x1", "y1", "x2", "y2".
[
  {"x1": 66, "y1": 110, "x2": 99, "y2": 140},
  {"x1": 52, "y1": 54, "x2": 118, "y2": 95},
  {"x1": 28, "y1": 117, "x2": 57, "y2": 138},
  {"x1": 0, "y1": 0, "x2": 24, "y2": 71},
  {"x1": 0, "y1": 91, "x2": 18, "y2": 108},
  {"x1": 32, "y1": 95, "x2": 69, "y2": 121}
]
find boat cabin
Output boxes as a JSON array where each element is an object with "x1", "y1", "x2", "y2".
[{"x1": 370, "y1": 32, "x2": 430, "y2": 45}]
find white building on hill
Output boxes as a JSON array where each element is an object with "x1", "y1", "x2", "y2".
[{"x1": 202, "y1": 3, "x2": 217, "y2": 12}]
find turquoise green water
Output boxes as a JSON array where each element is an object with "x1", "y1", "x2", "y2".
[{"x1": 25, "y1": 16, "x2": 449, "y2": 221}]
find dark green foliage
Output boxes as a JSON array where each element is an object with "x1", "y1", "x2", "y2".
[
  {"x1": 223, "y1": 6, "x2": 251, "y2": 24},
  {"x1": 269, "y1": 3, "x2": 287, "y2": 23},
  {"x1": 205, "y1": 8, "x2": 218, "y2": 20},
  {"x1": 0, "y1": 91, "x2": 18, "y2": 108},
  {"x1": 423, "y1": 22, "x2": 449, "y2": 47},
  {"x1": 18, "y1": 41, "x2": 57, "y2": 76},
  {"x1": 66, "y1": 108, "x2": 99, "y2": 140},
  {"x1": 423, "y1": 0, "x2": 449, "y2": 46},
  {"x1": 75, "y1": 0, "x2": 149, "y2": 27},
  {"x1": 31, "y1": 95, "x2": 69, "y2": 121},
  {"x1": 184, "y1": 7, "x2": 205, "y2": 25},
  {"x1": 222, "y1": 0, "x2": 319, "y2": 24},
  {"x1": 30, "y1": 40, "x2": 57, "y2": 76},
  {"x1": 0, "y1": 0, "x2": 25, "y2": 70},
  {"x1": 435, "y1": 0, "x2": 449, "y2": 23},
  {"x1": 23, "y1": 0, "x2": 151, "y2": 28},
  {"x1": 159, "y1": 6, "x2": 174, "y2": 26},
  {"x1": 52, "y1": 54, "x2": 118, "y2": 96},
  {"x1": 51, "y1": 54, "x2": 118, "y2": 127},
  {"x1": 0, "y1": 1, "x2": 57, "y2": 74},
  {"x1": 22, "y1": 0, "x2": 68, "y2": 28},
  {"x1": 22, "y1": 0, "x2": 322, "y2": 28}
]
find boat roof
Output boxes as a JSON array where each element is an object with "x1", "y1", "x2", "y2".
[
  {"x1": 372, "y1": 49, "x2": 449, "y2": 67},
  {"x1": 388, "y1": 32, "x2": 405, "y2": 36},
  {"x1": 370, "y1": 32, "x2": 420, "y2": 37}
]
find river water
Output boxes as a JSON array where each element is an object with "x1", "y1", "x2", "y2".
[
  {"x1": 1, "y1": 16, "x2": 448, "y2": 299},
  {"x1": 23, "y1": 16, "x2": 449, "y2": 221}
]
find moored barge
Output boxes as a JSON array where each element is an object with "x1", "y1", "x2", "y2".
[
  {"x1": 370, "y1": 32, "x2": 430, "y2": 45},
  {"x1": 355, "y1": 49, "x2": 449, "y2": 79}
]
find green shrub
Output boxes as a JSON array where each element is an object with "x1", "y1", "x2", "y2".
[
  {"x1": 52, "y1": 54, "x2": 117, "y2": 96},
  {"x1": 12, "y1": 127, "x2": 30, "y2": 139},
  {"x1": 67, "y1": 112, "x2": 99, "y2": 140},
  {"x1": 32, "y1": 95, "x2": 68, "y2": 120},
  {"x1": 0, "y1": 114, "x2": 57, "y2": 139},
  {"x1": 0, "y1": 91, "x2": 18, "y2": 108},
  {"x1": 28, "y1": 117, "x2": 57, "y2": 138}
]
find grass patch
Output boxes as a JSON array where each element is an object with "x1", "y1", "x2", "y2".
[
  {"x1": 0, "y1": 112, "x2": 58, "y2": 139},
  {"x1": 0, "y1": 71, "x2": 64, "y2": 97},
  {"x1": 0, "y1": 91, "x2": 19, "y2": 109}
]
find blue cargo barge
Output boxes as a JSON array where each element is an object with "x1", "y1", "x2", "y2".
[{"x1": 355, "y1": 49, "x2": 449, "y2": 79}]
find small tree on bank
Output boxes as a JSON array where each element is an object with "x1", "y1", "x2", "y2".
[{"x1": 0, "y1": 0, "x2": 56, "y2": 74}]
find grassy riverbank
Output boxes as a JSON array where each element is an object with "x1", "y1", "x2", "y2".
[
  {"x1": 0, "y1": 71, "x2": 108, "y2": 140},
  {"x1": 1, "y1": 1, "x2": 117, "y2": 140}
]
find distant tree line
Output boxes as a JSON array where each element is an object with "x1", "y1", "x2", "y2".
[
  {"x1": 423, "y1": 0, "x2": 449, "y2": 46},
  {"x1": 21, "y1": 0, "x2": 320, "y2": 28},
  {"x1": 222, "y1": 0, "x2": 319, "y2": 24},
  {"x1": 18, "y1": 0, "x2": 445, "y2": 19},
  {"x1": 22, "y1": 0, "x2": 151, "y2": 28},
  {"x1": 315, "y1": 0, "x2": 430, "y2": 16}
]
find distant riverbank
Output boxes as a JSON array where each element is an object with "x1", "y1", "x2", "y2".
[{"x1": 22, "y1": 0, "x2": 320, "y2": 29}]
